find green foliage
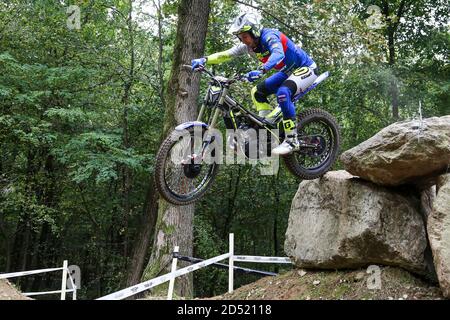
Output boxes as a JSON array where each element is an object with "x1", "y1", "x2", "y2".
[
  {"x1": 0, "y1": 0, "x2": 163, "y2": 298},
  {"x1": 53, "y1": 131, "x2": 153, "y2": 184},
  {"x1": 0, "y1": 0, "x2": 447, "y2": 300}
]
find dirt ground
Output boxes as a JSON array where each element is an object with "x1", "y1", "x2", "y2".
[
  {"x1": 0, "y1": 279, "x2": 32, "y2": 300},
  {"x1": 210, "y1": 266, "x2": 444, "y2": 300},
  {"x1": 2, "y1": 266, "x2": 443, "y2": 301}
]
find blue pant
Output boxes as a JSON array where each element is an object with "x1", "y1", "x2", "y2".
[
  {"x1": 253, "y1": 71, "x2": 295, "y2": 119},
  {"x1": 253, "y1": 66, "x2": 318, "y2": 119}
]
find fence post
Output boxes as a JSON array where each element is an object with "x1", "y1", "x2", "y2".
[
  {"x1": 61, "y1": 260, "x2": 68, "y2": 300},
  {"x1": 73, "y1": 285, "x2": 77, "y2": 300},
  {"x1": 228, "y1": 233, "x2": 234, "y2": 294},
  {"x1": 167, "y1": 246, "x2": 179, "y2": 300}
]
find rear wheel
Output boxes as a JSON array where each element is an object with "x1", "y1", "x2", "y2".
[
  {"x1": 283, "y1": 108, "x2": 340, "y2": 179},
  {"x1": 155, "y1": 127, "x2": 220, "y2": 206}
]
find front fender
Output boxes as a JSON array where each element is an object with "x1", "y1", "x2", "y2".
[{"x1": 175, "y1": 121, "x2": 208, "y2": 131}]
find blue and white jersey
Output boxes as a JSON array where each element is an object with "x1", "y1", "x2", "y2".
[{"x1": 225, "y1": 28, "x2": 315, "y2": 72}]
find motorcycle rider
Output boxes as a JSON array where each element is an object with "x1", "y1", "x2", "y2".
[{"x1": 191, "y1": 12, "x2": 318, "y2": 155}]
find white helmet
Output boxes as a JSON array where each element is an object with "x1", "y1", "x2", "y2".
[{"x1": 228, "y1": 13, "x2": 262, "y2": 38}]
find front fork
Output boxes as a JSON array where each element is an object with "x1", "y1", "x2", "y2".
[
  {"x1": 197, "y1": 87, "x2": 228, "y2": 129},
  {"x1": 194, "y1": 87, "x2": 228, "y2": 161}
]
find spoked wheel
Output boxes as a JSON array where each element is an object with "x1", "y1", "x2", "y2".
[
  {"x1": 283, "y1": 108, "x2": 340, "y2": 179},
  {"x1": 155, "y1": 127, "x2": 219, "y2": 206}
]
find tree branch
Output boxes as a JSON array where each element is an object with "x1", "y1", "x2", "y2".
[
  {"x1": 393, "y1": 0, "x2": 410, "y2": 31},
  {"x1": 381, "y1": 0, "x2": 389, "y2": 17}
]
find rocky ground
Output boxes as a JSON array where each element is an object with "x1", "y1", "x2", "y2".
[{"x1": 210, "y1": 266, "x2": 444, "y2": 300}]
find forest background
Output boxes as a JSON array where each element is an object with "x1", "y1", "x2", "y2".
[{"x1": 0, "y1": 0, "x2": 448, "y2": 299}]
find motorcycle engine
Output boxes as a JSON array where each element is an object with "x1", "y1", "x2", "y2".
[
  {"x1": 235, "y1": 122, "x2": 273, "y2": 160},
  {"x1": 224, "y1": 110, "x2": 274, "y2": 160}
]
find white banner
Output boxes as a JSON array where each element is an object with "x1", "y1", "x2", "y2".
[
  {"x1": 97, "y1": 252, "x2": 232, "y2": 300},
  {"x1": 0, "y1": 267, "x2": 64, "y2": 279},
  {"x1": 23, "y1": 289, "x2": 75, "y2": 296},
  {"x1": 233, "y1": 256, "x2": 292, "y2": 264}
]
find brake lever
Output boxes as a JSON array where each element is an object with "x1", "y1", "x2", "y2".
[
  {"x1": 182, "y1": 64, "x2": 205, "y2": 73},
  {"x1": 234, "y1": 74, "x2": 247, "y2": 82},
  {"x1": 195, "y1": 65, "x2": 206, "y2": 73}
]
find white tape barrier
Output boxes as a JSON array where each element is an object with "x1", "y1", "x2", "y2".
[
  {"x1": 97, "y1": 252, "x2": 232, "y2": 300},
  {"x1": 22, "y1": 269, "x2": 77, "y2": 299},
  {"x1": 23, "y1": 289, "x2": 76, "y2": 296},
  {"x1": 2, "y1": 266, "x2": 77, "y2": 299},
  {"x1": 233, "y1": 256, "x2": 292, "y2": 264},
  {"x1": 0, "y1": 267, "x2": 64, "y2": 279}
]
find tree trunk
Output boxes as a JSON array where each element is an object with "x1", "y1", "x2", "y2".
[
  {"x1": 222, "y1": 167, "x2": 241, "y2": 239},
  {"x1": 125, "y1": 175, "x2": 158, "y2": 287},
  {"x1": 154, "y1": 0, "x2": 166, "y2": 110},
  {"x1": 121, "y1": 0, "x2": 135, "y2": 260},
  {"x1": 29, "y1": 151, "x2": 59, "y2": 292},
  {"x1": 387, "y1": 27, "x2": 399, "y2": 121},
  {"x1": 10, "y1": 150, "x2": 36, "y2": 274},
  {"x1": 142, "y1": 0, "x2": 210, "y2": 298},
  {"x1": 124, "y1": 0, "x2": 166, "y2": 287},
  {"x1": 0, "y1": 206, "x2": 12, "y2": 272},
  {"x1": 382, "y1": 0, "x2": 410, "y2": 122},
  {"x1": 272, "y1": 174, "x2": 280, "y2": 273}
]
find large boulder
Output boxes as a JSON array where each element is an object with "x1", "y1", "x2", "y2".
[
  {"x1": 340, "y1": 116, "x2": 450, "y2": 187},
  {"x1": 284, "y1": 171, "x2": 427, "y2": 274},
  {"x1": 420, "y1": 186, "x2": 439, "y2": 282},
  {"x1": 427, "y1": 174, "x2": 450, "y2": 298},
  {"x1": 421, "y1": 186, "x2": 436, "y2": 220}
]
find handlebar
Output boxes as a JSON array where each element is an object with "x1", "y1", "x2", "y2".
[{"x1": 182, "y1": 64, "x2": 254, "y2": 86}]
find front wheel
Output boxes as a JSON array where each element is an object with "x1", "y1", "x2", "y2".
[
  {"x1": 283, "y1": 108, "x2": 340, "y2": 179},
  {"x1": 155, "y1": 127, "x2": 220, "y2": 206}
]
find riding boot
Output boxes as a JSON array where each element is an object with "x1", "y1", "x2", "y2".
[{"x1": 272, "y1": 118, "x2": 300, "y2": 155}]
